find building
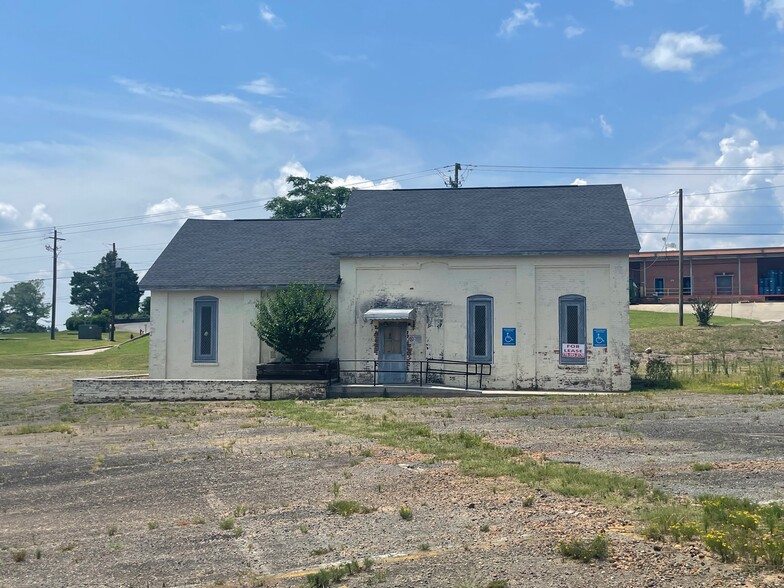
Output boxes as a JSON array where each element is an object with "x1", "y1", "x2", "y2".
[
  {"x1": 139, "y1": 184, "x2": 639, "y2": 392},
  {"x1": 629, "y1": 247, "x2": 784, "y2": 303}
]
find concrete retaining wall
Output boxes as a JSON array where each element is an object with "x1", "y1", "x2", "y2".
[{"x1": 73, "y1": 379, "x2": 328, "y2": 403}]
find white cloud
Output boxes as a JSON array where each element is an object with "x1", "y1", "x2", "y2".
[
  {"x1": 0, "y1": 202, "x2": 20, "y2": 227},
  {"x1": 331, "y1": 175, "x2": 401, "y2": 190},
  {"x1": 145, "y1": 198, "x2": 228, "y2": 224},
  {"x1": 564, "y1": 25, "x2": 585, "y2": 38},
  {"x1": 612, "y1": 0, "x2": 633, "y2": 6},
  {"x1": 253, "y1": 160, "x2": 402, "y2": 202},
  {"x1": 220, "y1": 23, "x2": 243, "y2": 32},
  {"x1": 239, "y1": 76, "x2": 284, "y2": 97},
  {"x1": 24, "y1": 203, "x2": 53, "y2": 229},
  {"x1": 599, "y1": 114, "x2": 613, "y2": 138},
  {"x1": 484, "y1": 82, "x2": 573, "y2": 100},
  {"x1": 744, "y1": 0, "x2": 784, "y2": 30},
  {"x1": 249, "y1": 113, "x2": 305, "y2": 134},
  {"x1": 259, "y1": 4, "x2": 284, "y2": 28},
  {"x1": 571, "y1": 178, "x2": 588, "y2": 186},
  {"x1": 114, "y1": 77, "x2": 244, "y2": 105},
  {"x1": 326, "y1": 53, "x2": 370, "y2": 64},
  {"x1": 498, "y1": 3, "x2": 541, "y2": 37},
  {"x1": 627, "y1": 32, "x2": 724, "y2": 72}
]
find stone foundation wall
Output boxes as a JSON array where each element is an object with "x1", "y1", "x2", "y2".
[{"x1": 73, "y1": 379, "x2": 328, "y2": 403}]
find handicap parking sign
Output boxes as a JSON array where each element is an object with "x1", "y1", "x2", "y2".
[
  {"x1": 593, "y1": 328, "x2": 607, "y2": 348},
  {"x1": 502, "y1": 327, "x2": 516, "y2": 346}
]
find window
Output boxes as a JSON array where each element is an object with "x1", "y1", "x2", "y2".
[
  {"x1": 716, "y1": 275, "x2": 733, "y2": 296},
  {"x1": 193, "y1": 296, "x2": 218, "y2": 363},
  {"x1": 654, "y1": 278, "x2": 664, "y2": 296},
  {"x1": 467, "y1": 295, "x2": 493, "y2": 363},
  {"x1": 559, "y1": 295, "x2": 586, "y2": 366},
  {"x1": 682, "y1": 277, "x2": 692, "y2": 296}
]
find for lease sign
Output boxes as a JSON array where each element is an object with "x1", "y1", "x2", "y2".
[{"x1": 561, "y1": 343, "x2": 585, "y2": 358}]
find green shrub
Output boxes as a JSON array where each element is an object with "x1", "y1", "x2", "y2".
[
  {"x1": 690, "y1": 297, "x2": 716, "y2": 326},
  {"x1": 558, "y1": 532, "x2": 609, "y2": 562},
  {"x1": 645, "y1": 356, "x2": 675, "y2": 388},
  {"x1": 399, "y1": 505, "x2": 413, "y2": 521},
  {"x1": 326, "y1": 500, "x2": 375, "y2": 517}
]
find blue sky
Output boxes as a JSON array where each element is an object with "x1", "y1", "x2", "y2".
[{"x1": 1, "y1": 1, "x2": 784, "y2": 326}]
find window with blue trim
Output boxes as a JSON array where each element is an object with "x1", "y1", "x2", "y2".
[
  {"x1": 559, "y1": 294, "x2": 586, "y2": 365},
  {"x1": 467, "y1": 295, "x2": 493, "y2": 363},
  {"x1": 193, "y1": 296, "x2": 218, "y2": 363}
]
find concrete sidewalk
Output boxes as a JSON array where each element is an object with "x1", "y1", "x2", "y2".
[{"x1": 635, "y1": 302, "x2": 784, "y2": 322}]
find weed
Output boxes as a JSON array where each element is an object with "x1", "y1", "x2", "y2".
[
  {"x1": 192, "y1": 516, "x2": 206, "y2": 525},
  {"x1": 399, "y1": 505, "x2": 413, "y2": 521},
  {"x1": 147, "y1": 520, "x2": 159, "y2": 530},
  {"x1": 59, "y1": 543, "x2": 76, "y2": 552},
  {"x1": 342, "y1": 470, "x2": 352, "y2": 479},
  {"x1": 359, "y1": 448, "x2": 373, "y2": 457},
  {"x1": 418, "y1": 543, "x2": 430, "y2": 551},
  {"x1": 349, "y1": 458, "x2": 361, "y2": 467},
  {"x1": 107, "y1": 525, "x2": 118, "y2": 537},
  {"x1": 487, "y1": 582, "x2": 509, "y2": 588},
  {"x1": 558, "y1": 532, "x2": 609, "y2": 562},
  {"x1": 691, "y1": 298, "x2": 717, "y2": 327},
  {"x1": 35, "y1": 547, "x2": 42, "y2": 559},
  {"x1": 326, "y1": 500, "x2": 375, "y2": 517},
  {"x1": 91, "y1": 453, "x2": 105, "y2": 473},
  {"x1": 641, "y1": 503, "x2": 701, "y2": 542},
  {"x1": 522, "y1": 495, "x2": 536, "y2": 507},
  {"x1": 109, "y1": 541, "x2": 122, "y2": 551},
  {"x1": 305, "y1": 559, "x2": 367, "y2": 587},
  {"x1": 298, "y1": 523, "x2": 309, "y2": 534},
  {"x1": 219, "y1": 517, "x2": 236, "y2": 530},
  {"x1": 232, "y1": 526, "x2": 244, "y2": 538},
  {"x1": 331, "y1": 482, "x2": 341, "y2": 498},
  {"x1": 5, "y1": 423, "x2": 74, "y2": 436},
  {"x1": 234, "y1": 504, "x2": 249, "y2": 518},
  {"x1": 692, "y1": 462, "x2": 714, "y2": 472},
  {"x1": 479, "y1": 524, "x2": 490, "y2": 533},
  {"x1": 309, "y1": 546, "x2": 334, "y2": 556},
  {"x1": 12, "y1": 549, "x2": 26, "y2": 562}
]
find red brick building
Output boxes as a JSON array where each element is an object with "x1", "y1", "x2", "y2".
[{"x1": 629, "y1": 247, "x2": 784, "y2": 303}]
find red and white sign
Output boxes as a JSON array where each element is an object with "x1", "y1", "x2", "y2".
[{"x1": 561, "y1": 343, "x2": 586, "y2": 358}]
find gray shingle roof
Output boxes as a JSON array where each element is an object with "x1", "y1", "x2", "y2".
[
  {"x1": 139, "y1": 219, "x2": 341, "y2": 290},
  {"x1": 336, "y1": 184, "x2": 640, "y2": 257}
]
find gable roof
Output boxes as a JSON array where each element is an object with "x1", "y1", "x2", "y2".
[
  {"x1": 336, "y1": 184, "x2": 640, "y2": 257},
  {"x1": 139, "y1": 218, "x2": 341, "y2": 290}
]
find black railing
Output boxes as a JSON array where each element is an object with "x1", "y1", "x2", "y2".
[
  {"x1": 257, "y1": 359, "x2": 340, "y2": 383},
  {"x1": 337, "y1": 358, "x2": 492, "y2": 390}
]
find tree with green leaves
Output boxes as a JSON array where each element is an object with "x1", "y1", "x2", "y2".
[
  {"x1": 252, "y1": 283, "x2": 336, "y2": 363},
  {"x1": 69, "y1": 251, "x2": 141, "y2": 315},
  {"x1": 0, "y1": 280, "x2": 51, "y2": 332},
  {"x1": 264, "y1": 175, "x2": 353, "y2": 218}
]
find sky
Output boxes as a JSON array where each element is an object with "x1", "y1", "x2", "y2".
[{"x1": 1, "y1": 0, "x2": 784, "y2": 328}]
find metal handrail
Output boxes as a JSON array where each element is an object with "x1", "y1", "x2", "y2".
[{"x1": 337, "y1": 358, "x2": 492, "y2": 390}]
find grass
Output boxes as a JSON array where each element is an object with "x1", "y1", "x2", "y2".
[
  {"x1": 267, "y1": 401, "x2": 651, "y2": 505},
  {"x1": 305, "y1": 559, "x2": 369, "y2": 588},
  {"x1": 399, "y1": 505, "x2": 413, "y2": 521},
  {"x1": 0, "y1": 333, "x2": 148, "y2": 370},
  {"x1": 219, "y1": 517, "x2": 235, "y2": 530},
  {"x1": 692, "y1": 462, "x2": 714, "y2": 472},
  {"x1": 326, "y1": 500, "x2": 375, "y2": 516},
  {"x1": 629, "y1": 310, "x2": 757, "y2": 330},
  {"x1": 558, "y1": 532, "x2": 610, "y2": 562},
  {"x1": 4, "y1": 423, "x2": 73, "y2": 435}
]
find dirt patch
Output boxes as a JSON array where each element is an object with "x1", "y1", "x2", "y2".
[{"x1": 1, "y1": 371, "x2": 782, "y2": 587}]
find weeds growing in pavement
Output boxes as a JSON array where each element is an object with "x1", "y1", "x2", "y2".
[
  {"x1": 326, "y1": 500, "x2": 375, "y2": 517},
  {"x1": 558, "y1": 532, "x2": 609, "y2": 562}
]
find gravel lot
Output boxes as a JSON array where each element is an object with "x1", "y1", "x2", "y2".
[{"x1": 1, "y1": 370, "x2": 783, "y2": 587}]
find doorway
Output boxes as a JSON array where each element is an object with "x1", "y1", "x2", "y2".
[{"x1": 378, "y1": 323, "x2": 406, "y2": 384}]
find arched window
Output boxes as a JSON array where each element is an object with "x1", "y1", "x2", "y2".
[
  {"x1": 193, "y1": 296, "x2": 218, "y2": 363},
  {"x1": 559, "y1": 294, "x2": 586, "y2": 365},
  {"x1": 467, "y1": 295, "x2": 493, "y2": 363}
]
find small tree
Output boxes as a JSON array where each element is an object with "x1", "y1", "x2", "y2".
[
  {"x1": 691, "y1": 297, "x2": 716, "y2": 327},
  {"x1": 264, "y1": 175, "x2": 353, "y2": 219},
  {"x1": 252, "y1": 283, "x2": 336, "y2": 363},
  {"x1": 69, "y1": 251, "x2": 141, "y2": 315},
  {"x1": 0, "y1": 280, "x2": 51, "y2": 333}
]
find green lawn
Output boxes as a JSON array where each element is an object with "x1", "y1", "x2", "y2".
[
  {"x1": 630, "y1": 309, "x2": 757, "y2": 329},
  {"x1": 0, "y1": 333, "x2": 148, "y2": 371}
]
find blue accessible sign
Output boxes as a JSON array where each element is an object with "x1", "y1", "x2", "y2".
[
  {"x1": 502, "y1": 327, "x2": 516, "y2": 346},
  {"x1": 593, "y1": 328, "x2": 607, "y2": 348}
]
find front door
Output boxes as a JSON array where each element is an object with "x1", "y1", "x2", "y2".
[{"x1": 378, "y1": 323, "x2": 406, "y2": 384}]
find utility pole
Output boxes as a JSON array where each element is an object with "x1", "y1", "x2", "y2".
[
  {"x1": 111, "y1": 243, "x2": 117, "y2": 342},
  {"x1": 449, "y1": 163, "x2": 462, "y2": 188},
  {"x1": 678, "y1": 188, "x2": 684, "y2": 327},
  {"x1": 45, "y1": 228, "x2": 64, "y2": 340}
]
